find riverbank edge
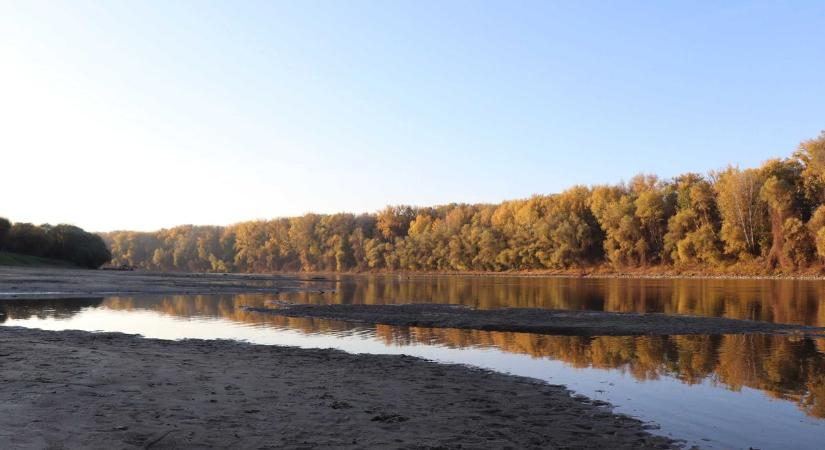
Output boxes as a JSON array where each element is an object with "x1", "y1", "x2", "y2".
[
  {"x1": 126, "y1": 266, "x2": 825, "y2": 281},
  {"x1": 0, "y1": 326, "x2": 680, "y2": 449},
  {"x1": 285, "y1": 266, "x2": 825, "y2": 281}
]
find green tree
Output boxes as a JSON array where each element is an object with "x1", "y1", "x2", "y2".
[
  {"x1": 0, "y1": 217, "x2": 10, "y2": 250},
  {"x1": 6, "y1": 223, "x2": 51, "y2": 256},
  {"x1": 46, "y1": 224, "x2": 111, "y2": 268}
]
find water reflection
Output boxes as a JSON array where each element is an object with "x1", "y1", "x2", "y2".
[
  {"x1": 377, "y1": 328, "x2": 825, "y2": 419},
  {"x1": 3, "y1": 294, "x2": 824, "y2": 420},
  {"x1": 0, "y1": 297, "x2": 103, "y2": 322},
  {"x1": 283, "y1": 275, "x2": 825, "y2": 326}
]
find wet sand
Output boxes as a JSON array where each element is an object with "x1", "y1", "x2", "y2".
[
  {"x1": 0, "y1": 267, "x2": 322, "y2": 299},
  {"x1": 243, "y1": 303, "x2": 825, "y2": 337},
  {"x1": 0, "y1": 326, "x2": 678, "y2": 449}
]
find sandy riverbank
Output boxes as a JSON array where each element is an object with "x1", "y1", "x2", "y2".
[
  {"x1": 243, "y1": 303, "x2": 825, "y2": 337},
  {"x1": 0, "y1": 326, "x2": 678, "y2": 449}
]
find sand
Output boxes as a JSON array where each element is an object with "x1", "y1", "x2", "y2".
[
  {"x1": 0, "y1": 326, "x2": 679, "y2": 449},
  {"x1": 242, "y1": 303, "x2": 825, "y2": 337}
]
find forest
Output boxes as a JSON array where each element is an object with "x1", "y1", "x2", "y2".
[
  {"x1": 101, "y1": 131, "x2": 825, "y2": 275},
  {"x1": 0, "y1": 219, "x2": 111, "y2": 269}
]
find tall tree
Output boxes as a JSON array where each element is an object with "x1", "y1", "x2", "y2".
[{"x1": 713, "y1": 167, "x2": 766, "y2": 258}]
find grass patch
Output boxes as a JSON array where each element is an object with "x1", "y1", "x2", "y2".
[{"x1": 0, "y1": 251, "x2": 79, "y2": 268}]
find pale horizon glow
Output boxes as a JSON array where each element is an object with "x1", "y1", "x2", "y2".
[{"x1": 2, "y1": 1, "x2": 824, "y2": 232}]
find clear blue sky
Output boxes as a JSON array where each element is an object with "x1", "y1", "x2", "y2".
[{"x1": 2, "y1": 1, "x2": 824, "y2": 231}]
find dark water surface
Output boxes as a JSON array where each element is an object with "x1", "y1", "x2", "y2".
[{"x1": 2, "y1": 275, "x2": 825, "y2": 449}]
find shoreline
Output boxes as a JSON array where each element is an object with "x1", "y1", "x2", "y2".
[
  {"x1": 310, "y1": 268, "x2": 825, "y2": 281},
  {"x1": 5, "y1": 266, "x2": 825, "y2": 301},
  {"x1": 159, "y1": 268, "x2": 825, "y2": 282},
  {"x1": 0, "y1": 326, "x2": 678, "y2": 449}
]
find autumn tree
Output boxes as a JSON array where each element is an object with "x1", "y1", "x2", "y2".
[
  {"x1": 664, "y1": 173, "x2": 721, "y2": 265},
  {"x1": 807, "y1": 206, "x2": 825, "y2": 262},
  {"x1": 758, "y1": 159, "x2": 806, "y2": 268},
  {"x1": 631, "y1": 175, "x2": 676, "y2": 263},
  {"x1": 713, "y1": 167, "x2": 767, "y2": 259},
  {"x1": 589, "y1": 185, "x2": 646, "y2": 266},
  {"x1": 288, "y1": 214, "x2": 322, "y2": 271},
  {"x1": 233, "y1": 221, "x2": 270, "y2": 272},
  {"x1": 794, "y1": 131, "x2": 825, "y2": 209},
  {"x1": 536, "y1": 187, "x2": 602, "y2": 268},
  {"x1": 376, "y1": 206, "x2": 416, "y2": 241},
  {"x1": 782, "y1": 217, "x2": 814, "y2": 267}
]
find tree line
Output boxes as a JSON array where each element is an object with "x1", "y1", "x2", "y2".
[
  {"x1": 102, "y1": 131, "x2": 825, "y2": 274},
  {"x1": 0, "y1": 218, "x2": 111, "y2": 269}
]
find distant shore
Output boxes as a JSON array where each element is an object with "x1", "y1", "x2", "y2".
[
  {"x1": 0, "y1": 266, "x2": 324, "y2": 300},
  {"x1": 0, "y1": 326, "x2": 678, "y2": 449}
]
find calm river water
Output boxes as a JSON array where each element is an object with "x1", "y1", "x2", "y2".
[{"x1": 2, "y1": 275, "x2": 824, "y2": 449}]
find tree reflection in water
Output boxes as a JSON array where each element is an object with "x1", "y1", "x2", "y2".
[
  {"x1": 4, "y1": 284, "x2": 824, "y2": 419},
  {"x1": 279, "y1": 275, "x2": 825, "y2": 327},
  {"x1": 0, "y1": 297, "x2": 103, "y2": 323}
]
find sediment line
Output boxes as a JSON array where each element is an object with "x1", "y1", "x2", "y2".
[{"x1": 243, "y1": 303, "x2": 825, "y2": 337}]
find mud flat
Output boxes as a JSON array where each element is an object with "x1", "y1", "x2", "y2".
[
  {"x1": 0, "y1": 326, "x2": 679, "y2": 449},
  {"x1": 0, "y1": 266, "x2": 320, "y2": 299},
  {"x1": 244, "y1": 303, "x2": 825, "y2": 337}
]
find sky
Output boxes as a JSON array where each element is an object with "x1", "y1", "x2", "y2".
[{"x1": 1, "y1": 1, "x2": 824, "y2": 232}]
